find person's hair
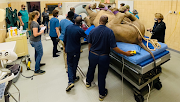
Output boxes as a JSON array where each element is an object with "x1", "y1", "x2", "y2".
[
  {"x1": 67, "y1": 11, "x2": 74, "y2": 19},
  {"x1": 99, "y1": 15, "x2": 108, "y2": 25},
  {"x1": 125, "y1": 5, "x2": 130, "y2": 9},
  {"x1": 75, "y1": 16, "x2": 83, "y2": 25},
  {"x1": 108, "y1": 5, "x2": 111, "y2": 9},
  {"x1": 120, "y1": 3, "x2": 125, "y2": 6},
  {"x1": 58, "y1": 3, "x2": 62, "y2": 6},
  {"x1": 21, "y1": 4, "x2": 25, "y2": 7},
  {"x1": 52, "y1": 10, "x2": 59, "y2": 17},
  {"x1": 155, "y1": 13, "x2": 164, "y2": 20},
  {"x1": 70, "y1": 7, "x2": 75, "y2": 12},
  {"x1": 28, "y1": 11, "x2": 39, "y2": 29}
]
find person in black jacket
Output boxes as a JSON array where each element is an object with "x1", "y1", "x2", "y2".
[
  {"x1": 147, "y1": 13, "x2": 166, "y2": 43},
  {"x1": 42, "y1": 8, "x2": 49, "y2": 34}
]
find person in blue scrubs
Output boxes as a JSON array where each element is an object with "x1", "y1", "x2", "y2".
[
  {"x1": 59, "y1": 11, "x2": 74, "y2": 72},
  {"x1": 133, "y1": 9, "x2": 139, "y2": 19},
  {"x1": 86, "y1": 15, "x2": 133, "y2": 101},
  {"x1": 64, "y1": 16, "x2": 87, "y2": 92},
  {"x1": 49, "y1": 10, "x2": 61, "y2": 58}
]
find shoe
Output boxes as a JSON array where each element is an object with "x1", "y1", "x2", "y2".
[
  {"x1": 40, "y1": 63, "x2": 46, "y2": 67},
  {"x1": 34, "y1": 70, "x2": 46, "y2": 75},
  {"x1": 66, "y1": 68, "x2": 68, "y2": 73},
  {"x1": 53, "y1": 55, "x2": 60, "y2": 58},
  {"x1": 86, "y1": 82, "x2": 91, "y2": 88},
  {"x1": 66, "y1": 83, "x2": 74, "y2": 92},
  {"x1": 80, "y1": 49, "x2": 83, "y2": 53},
  {"x1": 74, "y1": 76, "x2": 80, "y2": 83},
  {"x1": 56, "y1": 51, "x2": 61, "y2": 55},
  {"x1": 99, "y1": 89, "x2": 108, "y2": 101}
]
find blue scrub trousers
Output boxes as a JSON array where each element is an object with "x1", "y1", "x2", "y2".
[
  {"x1": 29, "y1": 40, "x2": 43, "y2": 71},
  {"x1": 86, "y1": 51, "x2": 110, "y2": 96},
  {"x1": 67, "y1": 52, "x2": 80, "y2": 83}
]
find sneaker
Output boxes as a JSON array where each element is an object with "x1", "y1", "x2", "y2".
[
  {"x1": 86, "y1": 82, "x2": 91, "y2": 88},
  {"x1": 66, "y1": 83, "x2": 74, "y2": 92},
  {"x1": 53, "y1": 55, "x2": 60, "y2": 58},
  {"x1": 80, "y1": 49, "x2": 83, "y2": 53},
  {"x1": 34, "y1": 70, "x2": 46, "y2": 75},
  {"x1": 66, "y1": 68, "x2": 68, "y2": 73},
  {"x1": 74, "y1": 76, "x2": 80, "y2": 83},
  {"x1": 99, "y1": 89, "x2": 108, "y2": 101},
  {"x1": 56, "y1": 51, "x2": 61, "y2": 55},
  {"x1": 40, "y1": 63, "x2": 46, "y2": 67}
]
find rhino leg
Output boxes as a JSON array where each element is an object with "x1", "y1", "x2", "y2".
[
  {"x1": 110, "y1": 12, "x2": 126, "y2": 24},
  {"x1": 84, "y1": 17, "x2": 91, "y2": 27},
  {"x1": 124, "y1": 11, "x2": 137, "y2": 21},
  {"x1": 85, "y1": 3, "x2": 98, "y2": 26},
  {"x1": 85, "y1": 3, "x2": 97, "y2": 14}
]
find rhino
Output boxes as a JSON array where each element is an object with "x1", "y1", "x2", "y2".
[{"x1": 84, "y1": 3, "x2": 156, "y2": 66}]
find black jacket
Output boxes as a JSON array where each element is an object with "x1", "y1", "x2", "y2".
[{"x1": 151, "y1": 21, "x2": 166, "y2": 43}]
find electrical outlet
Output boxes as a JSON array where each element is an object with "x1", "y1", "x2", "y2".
[
  {"x1": 169, "y1": 11, "x2": 172, "y2": 14},
  {"x1": 174, "y1": 11, "x2": 177, "y2": 14}
]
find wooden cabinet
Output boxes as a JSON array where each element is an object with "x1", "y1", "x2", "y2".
[{"x1": 5, "y1": 34, "x2": 28, "y2": 57}]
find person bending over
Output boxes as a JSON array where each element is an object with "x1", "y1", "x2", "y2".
[{"x1": 64, "y1": 16, "x2": 87, "y2": 92}]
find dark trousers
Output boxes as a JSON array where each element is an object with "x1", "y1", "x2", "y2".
[
  {"x1": 86, "y1": 51, "x2": 109, "y2": 96},
  {"x1": 44, "y1": 21, "x2": 49, "y2": 34},
  {"x1": 151, "y1": 35, "x2": 164, "y2": 43},
  {"x1": 67, "y1": 52, "x2": 80, "y2": 83},
  {"x1": 50, "y1": 37, "x2": 58, "y2": 57}
]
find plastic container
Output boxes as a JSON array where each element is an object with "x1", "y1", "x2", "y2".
[
  {"x1": 18, "y1": 29, "x2": 22, "y2": 36},
  {"x1": 8, "y1": 27, "x2": 17, "y2": 37},
  {"x1": 20, "y1": 26, "x2": 23, "y2": 31}
]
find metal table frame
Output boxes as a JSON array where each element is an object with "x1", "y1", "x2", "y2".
[{"x1": 109, "y1": 51, "x2": 170, "y2": 102}]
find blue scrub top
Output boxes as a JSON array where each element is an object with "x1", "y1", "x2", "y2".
[
  {"x1": 88, "y1": 25, "x2": 117, "y2": 55},
  {"x1": 59, "y1": 19, "x2": 73, "y2": 41},
  {"x1": 49, "y1": 17, "x2": 59, "y2": 37},
  {"x1": 135, "y1": 15, "x2": 139, "y2": 19},
  {"x1": 63, "y1": 24, "x2": 87, "y2": 53}
]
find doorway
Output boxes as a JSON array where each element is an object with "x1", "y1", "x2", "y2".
[
  {"x1": 27, "y1": 2, "x2": 41, "y2": 13},
  {"x1": 27, "y1": 1, "x2": 41, "y2": 24}
]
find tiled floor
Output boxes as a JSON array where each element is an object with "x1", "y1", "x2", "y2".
[{"x1": 4, "y1": 34, "x2": 180, "y2": 102}]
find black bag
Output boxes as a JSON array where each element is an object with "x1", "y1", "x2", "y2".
[{"x1": 7, "y1": 64, "x2": 20, "y2": 75}]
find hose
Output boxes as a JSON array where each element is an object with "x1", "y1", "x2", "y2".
[{"x1": 123, "y1": 20, "x2": 161, "y2": 51}]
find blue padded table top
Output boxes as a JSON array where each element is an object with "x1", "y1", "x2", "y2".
[
  {"x1": 139, "y1": 50, "x2": 169, "y2": 67},
  {"x1": 113, "y1": 41, "x2": 168, "y2": 65}
]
